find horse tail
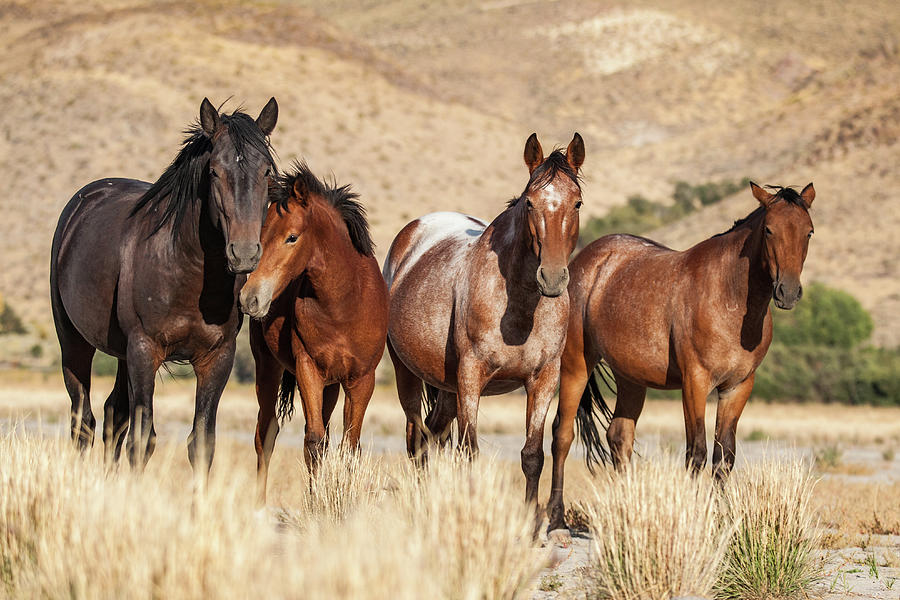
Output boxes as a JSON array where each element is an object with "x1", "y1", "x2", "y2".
[
  {"x1": 277, "y1": 371, "x2": 297, "y2": 425},
  {"x1": 576, "y1": 361, "x2": 616, "y2": 474}
]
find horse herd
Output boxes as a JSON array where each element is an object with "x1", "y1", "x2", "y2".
[{"x1": 49, "y1": 98, "x2": 816, "y2": 534}]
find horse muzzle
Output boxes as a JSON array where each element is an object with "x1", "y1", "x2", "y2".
[
  {"x1": 536, "y1": 266, "x2": 569, "y2": 298},
  {"x1": 239, "y1": 282, "x2": 273, "y2": 319},
  {"x1": 773, "y1": 279, "x2": 802, "y2": 310},
  {"x1": 227, "y1": 242, "x2": 262, "y2": 274}
]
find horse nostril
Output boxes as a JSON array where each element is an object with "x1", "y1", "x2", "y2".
[{"x1": 227, "y1": 243, "x2": 237, "y2": 261}]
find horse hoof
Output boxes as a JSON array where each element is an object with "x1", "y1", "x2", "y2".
[{"x1": 547, "y1": 527, "x2": 572, "y2": 547}]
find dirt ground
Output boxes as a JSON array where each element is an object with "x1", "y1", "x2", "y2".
[{"x1": 2, "y1": 371, "x2": 899, "y2": 598}]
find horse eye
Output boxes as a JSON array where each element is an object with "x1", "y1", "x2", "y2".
[
  {"x1": 575, "y1": 201, "x2": 583, "y2": 210},
  {"x1": 765, "y1": 226, "x2": 773, "y2": 237},
  {"x1": 210, "y1": 169, "x2": 219, "y2": 179},
  {"x1": 265, "y1": 167, "x2": 272, "y2": 177},
  {"x1": 807, "y1": 230, "x2": 814, "y2": 238},
  {"x1": 285, "y1": 234, "x2": 298, "y2": 244},
  {"x1": 526, "y1": 200, "x2": 534, "y2": 210}
]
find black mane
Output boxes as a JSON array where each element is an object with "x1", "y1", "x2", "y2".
[
  {"x1": 507, "y1": 150, "x2": 581, "y2": 208},
  {"x1": 720, "y1": 184, "x2": 809, "y2": 235},
  {"x1": 272, "y1": 161, "x2": 375, "y2": 256},
  {"x1": 131, "y1": 111, "x2": 276, "y2": 237}
]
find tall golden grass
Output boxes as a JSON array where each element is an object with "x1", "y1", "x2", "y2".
[
  {"x1": 0, "y1": 429, "x2": 545, "y2": 599},
  {"x1": 581, "y1": 459, "x2": 731, "y2": 600}
]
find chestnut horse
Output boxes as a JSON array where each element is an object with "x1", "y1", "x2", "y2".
[
  {"x1": 384, "y1": 133, "x2": 585, "y2": 504},
  {"x1": 547, "y1": 182, "x2": 816, "y2": 532},
  {"x1": 239, "y1": 162, "x2": 388, "y2": 505},
  {"x1": 51, "y1": 98, "x2": 278, "y2": 476}
]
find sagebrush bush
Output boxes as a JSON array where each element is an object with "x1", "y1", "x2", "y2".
[
  {"x1": 715, "y1": 459, "x2": 822, "y2": 600},
  {"x1": 582, "y1": 459, "x2": 730, "y2": 600}
]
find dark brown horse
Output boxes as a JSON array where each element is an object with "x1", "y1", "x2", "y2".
[
  {"x1": 51, "y1": 98, "x2": 278, "y2": 476},
  {"x1": 547, "y1": 182, "x2": 815, "y2": 532},
  {"x1": 239, "y1": 162, "x2": 388, "y2": 505},
  {"x1": 383, "y1": 133, "x2": 584, "y2": 505}
]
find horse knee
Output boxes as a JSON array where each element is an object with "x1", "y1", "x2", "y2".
[{"x1": 521, "y1": 446, "x2": 544, "y2": 480}]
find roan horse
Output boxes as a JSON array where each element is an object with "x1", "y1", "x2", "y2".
[
  {"x1": 239, "y1": 162, "x2": 388, "y2": 505},
  {"x1": 51, "y1": 98, "x2": 278, "y2": 477},
  {"x1": 384, "y1": 133, "x2": 584, "y2": 505},
  {"x1": 547, "y1": 182, "x2": 815, "y2": 532}
]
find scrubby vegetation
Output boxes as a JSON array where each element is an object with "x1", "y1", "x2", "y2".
[
  {"x1": 0, "y1": 294, "x2": 26, "y2": 335},
  {"x1": 579, "y1": 177, "x2": 749, "y2": 246},
  {"x1": 755, "y1": 282, "x2": 900, "y2": 405}
]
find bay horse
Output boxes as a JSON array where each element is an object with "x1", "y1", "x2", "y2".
[
  {"x1": 50, "y1": 97, "x2": 279, "y2": 477},
  {"x1": 383, "y1": 133, "x2": 585, "y2": 505},
  {"x1": 547, "y1": 182, "x2": 815, "y2": 532},
  {"x1": 239, "y1": 162, "x2": 388, "y2": 505}
]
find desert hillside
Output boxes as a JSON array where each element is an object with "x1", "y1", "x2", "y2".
[{"x1": 1, "y1": 0, "x2": 898, "y2": 345}]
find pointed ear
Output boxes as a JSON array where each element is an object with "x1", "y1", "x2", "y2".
[
  {"x1": 199, "y1": 98, "x2": 219, "y2": 136},
  {"x1": 523, "y1": 133, "x2": 544, "y2": 174},
  {"x1": 566, "y1": 132, "x2": 585, "y2": 172},
  {"x1": 256, "y1": 97, "x2": 278, "y2": 136},
  {"x1": 800, "y1": 182, "x2": 815, "y2": 208},
  {"x1": 750, "y1": 181, "x2": 775, "y2": 207},
  {"x1": 292, "y1": 175, "x2": 309, "y2": 208}
]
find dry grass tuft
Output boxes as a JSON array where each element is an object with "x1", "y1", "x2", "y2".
[
  {"x1": 0, "y1": 429, "x2": 544, "y2": 599},
  {"x1": 581, "y1": 458, "x2": 730, "y2": 600},
  {"x1": 715, "y1": 459, "x2": 822, "y2": 600}
]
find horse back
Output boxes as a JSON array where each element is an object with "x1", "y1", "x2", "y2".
[{"x1": 383, "y1": 212, "x2": 487, "y2": 390}]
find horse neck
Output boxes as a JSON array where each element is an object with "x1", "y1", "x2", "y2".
[
  {"x1": 488, "y1": 203, "x2": 540, "y2": 292},
  {"x1": 298, "y1": 199, "x2": 362, "y2": 310},
  {"x1": 716, "y1": 214, "x2": 772, "y2": 317}
]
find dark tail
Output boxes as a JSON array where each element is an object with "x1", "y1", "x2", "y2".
[
  {"x1": 576, "y1": 362, "x2": 616, "y2": 474},
  {"x1": 277, "y1": 371, "x2": 297, "y2": 425}
]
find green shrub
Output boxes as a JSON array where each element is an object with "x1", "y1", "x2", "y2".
[
  {"x1": 0, "y1": 296, "x2": 26, "y2": 335},
  {"x1": 774, "y1": 282, "x2": 873, "y2": 348},
  {"x1": 579, "y1": 177, "x2": 748, "y2": 247}
]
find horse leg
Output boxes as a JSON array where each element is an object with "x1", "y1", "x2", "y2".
[
  {"x1": 321, "y1": 383, "x2": 341, "y2": 453},
  {"x1": 607, "y1": 374, "x2": 646, "y2": 469},
  {"x1": 251, "y1": 330, "x2": 282, "y2": 507},
  {"x1": 387, "y1": 338, "x2": 427, "y2": 460},
  {"x1": 102, "y1": 359, "x2": 130, "y2": 464},
  {"x1": 424, "y1": 390, "x2": 457, "y2": 449},
  {"x1": 681, "y1": 369, "x2": 711, "y2": 474},
  {"x1": 55, "y1": 310, "x2": 96, "y2": 450},
  {"x1": 455, "y1": 355, "x2": 485, "y2": 458},
  {"x1": 522, "y1": 363, "x2": 558, "y2": 505},
  {"x1": 713, "y1": 374, "x2": 754, "y2": 481},
  {"x1": 125, "y1": 336, "x2": 161, "y2": 470},
  {"x1": 294, "y1": 358, "x2": 326, "y2": 474},
  {"x1": 188, "y1": 343, "x2": 234, "y2": 485},
  {"x1": 341, "y1": 372, "x2": 376, "y2": 450},
  {"x1": 547, "y1": 346, "x2": 592, "y2": 533}
]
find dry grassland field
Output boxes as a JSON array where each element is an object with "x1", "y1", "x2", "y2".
[{"x1": 2, "y1": 0, "x2": 900, "y2": 599}]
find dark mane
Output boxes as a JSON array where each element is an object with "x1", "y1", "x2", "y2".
[
  {"x1": 507, "y1": 149, "x2": 581, "y2": 208},
  {"x1": 718, "y1": 184, "x2": 809, "y2": 235},
  {"x1": 272, "y1": 161, "x2": 374, "y2": 256},
  {"x1": 131, "y1": 111, "x2": 276, "y2": 237}
]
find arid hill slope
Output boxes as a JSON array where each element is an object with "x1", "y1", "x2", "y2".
[{"x1": 1, "y1": 0, "x2": 897, "y2": 344}]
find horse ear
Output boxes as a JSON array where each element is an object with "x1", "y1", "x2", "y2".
[
  {"x1": 292, "y1": 176, "x2": 309, "y2": 208},
  {"x1": 199, "y1": 98, "x2": 219, "y2": 137},
  {"x1": 800, "y1": 182, "x2": 815, "y2": 208},
  {"x1": 523, "y1": 133, "x2": 544, "y2": 174},
  {"x1": 750, "y1": 181, "x2": 775, "y2": 207},
  {"x1": 566, "y1": 132, "x2": 585, "y2": 172},
  {"x1": 256, "y1": 97, "x2": 278, "y2": 136}
]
